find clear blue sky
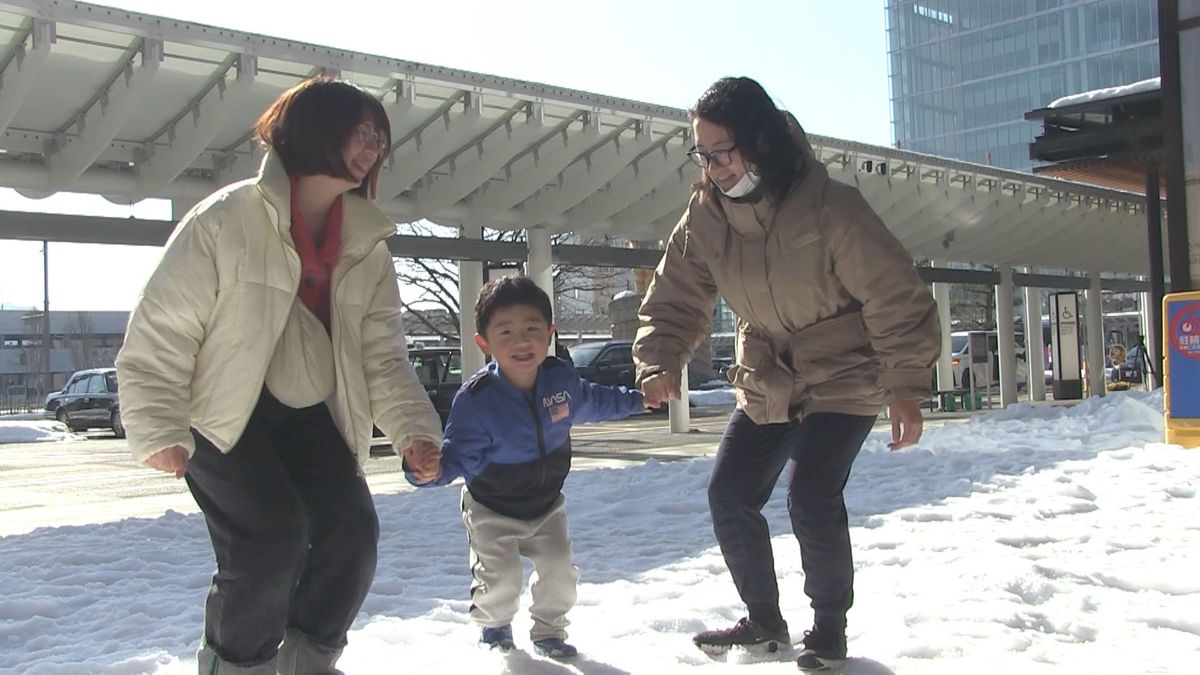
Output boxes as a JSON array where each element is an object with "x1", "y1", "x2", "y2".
[{"x1": 0, "y1": 0, "x2": 891, "y2": 311}]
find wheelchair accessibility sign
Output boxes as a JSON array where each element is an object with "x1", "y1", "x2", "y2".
[{"x1": 1164, "y1": 292, "x2": 1200, "y2": 446}]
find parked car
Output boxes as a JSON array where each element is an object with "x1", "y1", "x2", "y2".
[
  {"x1": 407, "y1": 346, "x2": 462, "y2": 425},
  {"x1": 44, "y1": 367, "x2": 124, "y2": 437},
  {"x1": 569, "y1": 340, "x2": 637, "y2": 389}
]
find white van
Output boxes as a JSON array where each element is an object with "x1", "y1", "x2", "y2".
[{"x1": 948, "y1": 330, "x2": 1028, "y2": 390}]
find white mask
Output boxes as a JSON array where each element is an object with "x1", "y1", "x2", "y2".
[{"x1": 719, "y1": 170, "x2": 761, "y2": 198}]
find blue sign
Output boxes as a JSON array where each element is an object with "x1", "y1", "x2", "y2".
[{"x1": 1166, "y1": 299, "x2": 1200, "y2": 418}]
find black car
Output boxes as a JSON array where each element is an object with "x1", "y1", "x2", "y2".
[
  {"x1": 569, "y1": 340, "x2": 636, "y2": 389},
  {"x1": 44, "y1": 367, "x2": 124, "y2": 437},
  {"x1": 407, "y1": 347, "x2": 462, "y2": 425}
]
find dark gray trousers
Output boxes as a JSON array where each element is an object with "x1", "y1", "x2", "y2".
[
  {"x1": 185, "y1": 390, "x2": 379, "y2": 667},
  {"x1": 708, "y1": 409, "x2": 875, "y2": 632}
]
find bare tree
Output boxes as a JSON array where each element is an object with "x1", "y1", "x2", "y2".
[
  {"x1": 392, "y1": 222, "x2": 632, "y2": 343},
  {"x1": 68, "y1": 311, "x2": 101, "y2": 371}
]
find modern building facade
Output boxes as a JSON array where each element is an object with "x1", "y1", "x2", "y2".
[
  {"x1": 0, "y1": 309, "x2": 127, "y2": 408},
  {"x1": 887, "y1": 0, "x2": 1159, "y2": 170}
]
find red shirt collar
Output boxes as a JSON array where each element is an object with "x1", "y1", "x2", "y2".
[{"x1": 288, "y1": 175, "x2": 344, "y2": 272}]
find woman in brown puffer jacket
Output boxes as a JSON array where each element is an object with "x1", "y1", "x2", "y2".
[{"x1": 634, "y1": 76, "x2": 940, "y2": 672}]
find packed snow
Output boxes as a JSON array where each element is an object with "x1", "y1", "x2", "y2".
[
  {"x1": 0, "y1": 416, "x2": 84, "y2": 444},
  {"x1": 1, "y1": 389, "x2": 1197, "y2": 674},
  {"x1": 1047, "y1": 76, "x2": 1160, "y2": 109}
]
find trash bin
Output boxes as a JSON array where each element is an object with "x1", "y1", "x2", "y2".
[
  {"x1": 963, "y1": 390, "x2": 984, "y2": 410},
  {"x1": 940, "y1": 392, "x2": 959, "y2": 412}
]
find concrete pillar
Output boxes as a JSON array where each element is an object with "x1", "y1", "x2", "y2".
[
  {"x1": 458, "y1": 224, "x2": 485, "y2": 376},
  {"x1": 669, "y1": 364, "x2": 691, "y2": 432},
  {"x1": 1085, "y1": 272, "x2": 1106, "y2": 397},
  {"x1": 1023, "y1": 270, "x2": 1046, "y2": 400},
  {"x1": 932, "y1": 261, "x2": 954, "y2": 393},
  {"x1": 995, "y1": 266, "x2": 1018, "y2": 407},
  {"x1": 527, "y1": 226, "x2": 554, "y2": 315}
]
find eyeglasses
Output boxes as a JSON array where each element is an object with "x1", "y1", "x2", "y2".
[
  {"x1": 351, "y1": 122, "x2": 388, "y2": 154},
  {"x1": 686, "y1": 145, "x2": 737, "y2": 169}
]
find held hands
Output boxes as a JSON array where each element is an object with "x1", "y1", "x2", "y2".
[
  {"x1": 888, "y1": 398, "x2": 924, "y2": 451},
  {"x1": 403, "y1": 437, "x2": 443, "y2": 484},
  {"x1": 640, "y1": 372, "x2": 681, "y2": 410},
  {"x1": 146, "y1": 445, "x2": 189, "y2": 478}
]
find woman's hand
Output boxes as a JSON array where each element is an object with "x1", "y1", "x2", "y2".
[
  {"x1": 888, "y1": 398, "x2": 924, "y2": 451},
  {"x1": 640, "y1": 372, "x2": 681, "y2": 409},
  {"x1": 403, "y1": 438, "x2": 442, "y2": 484},
  {"x1": 147, "y1": 445, "x2": 189, "y2": 478}
]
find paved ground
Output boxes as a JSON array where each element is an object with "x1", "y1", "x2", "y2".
[{"x1": 0, "y1": 405, "x2": 979, "y2": 537}]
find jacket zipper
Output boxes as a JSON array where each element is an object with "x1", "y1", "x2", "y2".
[{"x1": 525, "y1": 390, "x2": 547, "y2": 491}]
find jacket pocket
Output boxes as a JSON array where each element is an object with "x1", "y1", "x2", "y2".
[
  {"x1": 789, "y1": 312, "x2": 880, "y2": 393},
  {"x1": 789, "y1": 311, "x2": 869, "y2": 365},
  {"x1": 727, "y1": 329, "x2": 776, "y2": 394}
]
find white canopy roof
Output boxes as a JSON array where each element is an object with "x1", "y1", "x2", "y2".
[{"x1": 0, "y1": 0, "x2": 1151, "y2": 274}]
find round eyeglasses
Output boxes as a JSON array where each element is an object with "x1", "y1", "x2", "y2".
[
  {"x1": 352, "y1": 122, "x2": 388, "y2": 154},
  {"x1": 686, "y1": 145, "x2": 737, "y2": 169}
]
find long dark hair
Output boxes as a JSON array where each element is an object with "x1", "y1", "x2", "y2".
[{"x1": 689, "y1": 77, "x2": 805, "y2": 204}]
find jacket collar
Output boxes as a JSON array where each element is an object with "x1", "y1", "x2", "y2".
[
  {"x1": 253, "y1": 152, "x2": 397, "y2": 264},
  {"x1": 486, "y1": 360, "x2": 530, "y2": 398}
]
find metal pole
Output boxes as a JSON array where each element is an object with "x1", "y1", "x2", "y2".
[
  {"x1": 1145, "y1": 164, "x2": 1165, "y2": 388},
  {"x1": 1086, "y1": 273, "x2": 1106, "y2": 398},
  {"x1": 42, "y1": 240, "x2": 51, "y2": 400},
  {"x1": 1159, "y1": 0, "x2": 1192, "y2": 291}
]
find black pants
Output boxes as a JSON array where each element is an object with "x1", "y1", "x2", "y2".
[
  {"x1": 708, "y1": 409, "x2": 875, "y2": 632},
  {"x1": 185, "y1": 390, "x2": 380, "y2": 665}
]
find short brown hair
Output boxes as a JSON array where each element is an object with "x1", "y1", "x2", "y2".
[{"x1": 254, "y1": 77, "x2": 390, "y2": 198}]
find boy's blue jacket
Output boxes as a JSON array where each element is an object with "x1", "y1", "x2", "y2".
[{"x1": 406, "y1": 356, "x2": 644, "y2": 520}]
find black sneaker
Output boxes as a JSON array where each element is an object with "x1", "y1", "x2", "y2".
[
  {"x1": 693, "y1": 617, "x2": 790, "y2": 654},
  {"x1": 480, "y1": 624, "x2": 515, "y2": 652},
  {"x1": 795, "y1": 625, "x2": 847, "y2": 671},
  {"x1": 532, "y1": 637, "x2": 578, "y2": 659}
]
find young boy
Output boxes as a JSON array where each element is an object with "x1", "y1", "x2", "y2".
[{"x1": 404, "y1": 275, "x2": 645, "y2": 659}]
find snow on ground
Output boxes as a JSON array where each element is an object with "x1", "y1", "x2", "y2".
[
  {"x1": 0, "y1": 417, "x2": 84, "y2": 444},
  {"x1": 1, "y1": 390, "x2": 1197, "y2": 674}
]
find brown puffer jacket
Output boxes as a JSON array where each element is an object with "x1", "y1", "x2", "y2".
[{"x1": 633, "y1": 123, "x2": 940, "y2": 423}]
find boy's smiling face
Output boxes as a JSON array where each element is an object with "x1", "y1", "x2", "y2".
[{"x1": 475, "y1": 303, "x2": 555, "y2": 391}]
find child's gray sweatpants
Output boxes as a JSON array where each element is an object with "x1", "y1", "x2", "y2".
[{"x1": 461, "y1": 488, "x2": 579, "y2": 641}]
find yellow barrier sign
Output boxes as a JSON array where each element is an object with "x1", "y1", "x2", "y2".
[{"x1": 1164, "y1": 292, "x2": 1200, "y2": 448}]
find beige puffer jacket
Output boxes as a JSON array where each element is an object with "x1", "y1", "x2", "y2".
[
  {"x1": 634, "y1": 124, "x2": 940, "y2": 423},
  {"x1": 116, "y1": 153, "x2": 442, "y2": 464}
]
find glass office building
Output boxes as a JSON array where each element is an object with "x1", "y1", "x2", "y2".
[{"x1": 886, "y1": 0, "x2": 1159, "y2": 170}]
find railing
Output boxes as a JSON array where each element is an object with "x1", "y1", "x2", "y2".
[{"x1": 1, "y1": 394, "x2": 44, "y2": 416}]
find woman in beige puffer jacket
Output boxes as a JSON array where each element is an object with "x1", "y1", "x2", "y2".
[{"x1": 116, "y1": 77, "x2": 442, "y2": 674}]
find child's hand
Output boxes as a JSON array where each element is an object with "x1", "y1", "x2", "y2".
[{"x1": 403, "y1": 438, "x2": 442, "y2": 484}]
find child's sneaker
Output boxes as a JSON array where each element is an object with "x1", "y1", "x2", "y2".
[
  {"x1": 692, "y1": 617, "x2": 790, "y2": 655},
  {"x1": 532, "y1": 637, "x2": 578, "y2": 659},
  {"x1": 795, "y1": 625, "x2": 847, "y2": 671},
  {"x1": 480, "y1": 625, "x2": 515, "y2": 652}
]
